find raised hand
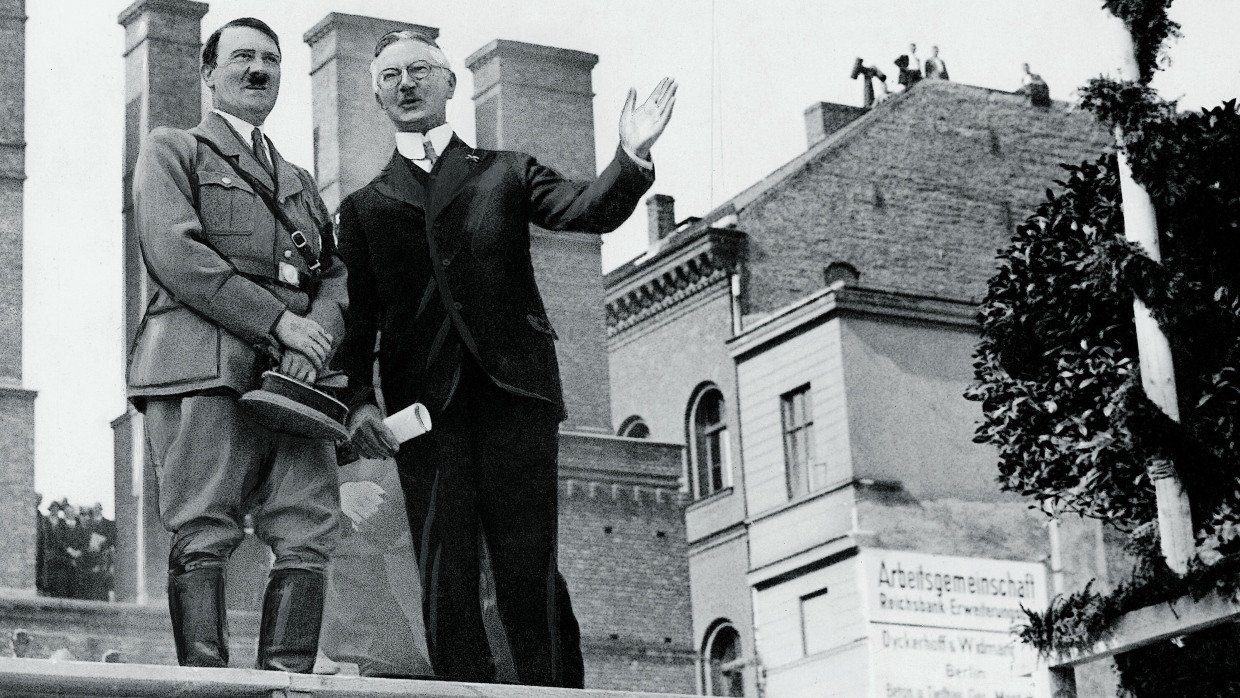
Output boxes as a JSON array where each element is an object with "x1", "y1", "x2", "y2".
[{"x1": 619, "y1": 77, "x2": 678, "y2": 160}]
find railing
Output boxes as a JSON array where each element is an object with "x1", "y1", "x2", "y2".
[
  {"x1": 0, "y1": 657, "x2": 696, "y2": 698},
  {"x1": 1044, "y1": 590, "x2": 1240, "y2": 697}
]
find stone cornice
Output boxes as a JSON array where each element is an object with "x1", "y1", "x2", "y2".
[
  {"x1": 605, "y1": 229, "x2": 743, "y2": 337},
  {"x1": 560, "y1": 478, "x2": 689, "y2": 509},
  {"x1": 728, "y1": 284, "x2": 979, "y2": 361},
  {"x1": 0, "y1": 385, "x2": 36, "y2": 400},
  {"x1": 303, "y1": 13, "x2": 438, "y2": 49},
  {"x1": 466, "y1": 39, "x2": 598, "y2": 73},
  {"x1": 118, "y1": 0, "x2": 207, "y2": 28}
]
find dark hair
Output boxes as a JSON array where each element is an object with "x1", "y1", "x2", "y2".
[
  {"x1": 202, "y1": 17, "x2": 281, "y2": 68},
  {"x1": 373, "y1": 29, "x2": 440, "y2": 58}
]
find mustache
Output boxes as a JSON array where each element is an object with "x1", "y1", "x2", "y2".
[{"x1": 244, "y1": 73, "x2": 271, "y2": 88}]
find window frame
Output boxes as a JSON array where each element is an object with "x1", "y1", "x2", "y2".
[
  {"x1": 687, "y1": 385, "x2": 730, "y2": 500},
  {"x1": 702, "y1": 621, "x2": 745, "y2": 696},
  {"x1": 781, "y1": 383, "x2": 816, "y2": 499},
  {"x1": 618, "y1": 415, "x2": 651, "y2": 439}
]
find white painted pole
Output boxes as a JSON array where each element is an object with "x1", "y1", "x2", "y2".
[{"x1": 1110, "y1": 27, "x2": 1195, "y2": 576}]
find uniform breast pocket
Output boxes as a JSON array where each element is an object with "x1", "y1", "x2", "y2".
[{"x1": 196, "y1": 170, "x2": 257, "y2": 234}]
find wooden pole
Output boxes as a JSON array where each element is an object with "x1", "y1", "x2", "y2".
[{"x1": 1112, "y1": 31, "x2": 1195, "y2": 576}]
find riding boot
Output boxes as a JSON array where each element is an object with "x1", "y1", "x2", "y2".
[
  {"x1": 257, "y1": 568, "x2": 326, "y2": 673},
  {"x1": 167, "y1": 566, "x2": 229, "y2": 668}
]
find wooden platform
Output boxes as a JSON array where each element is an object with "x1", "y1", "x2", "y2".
[{"x1": 0, "y1": 657, "x2": 697, "y2": 698}]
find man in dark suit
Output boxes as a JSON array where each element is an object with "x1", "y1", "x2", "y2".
[
  {"x1": 129, "y1": 18, "x2": 347, "y2": 671},
  {"x1": 336, "y1": 30, "x2": 675, "y2": 686}
]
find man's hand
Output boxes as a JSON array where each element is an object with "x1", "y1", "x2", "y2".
[
  {"x1": 340, "y1": 480, "x2": 386, "y2": 527},
  {"x1": 619, "y1": 77, "x2": 678, "y2": 160},
  {"x1": 273, "y1": 311, "x2": 333, "y2": 370},
  {"x1": 347, "y1": 403, "x2": 401, "y2": 459},
  {"x1": 278, "y1": 350, "x2": 318, "y2": 384}
]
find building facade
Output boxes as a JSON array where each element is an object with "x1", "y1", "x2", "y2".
[{"x1": 606, "y1": 80, "x2": 1118, "y2": 696}]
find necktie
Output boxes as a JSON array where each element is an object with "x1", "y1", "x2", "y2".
[
  {"x1": 251, "y1": 127, "x2": 274, "y2": 179},
  {"x1": 422, "y1": 137, "x2": 438, "y2": 169}
]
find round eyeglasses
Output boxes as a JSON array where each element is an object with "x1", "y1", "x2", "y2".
[{"x1": 377, "y1": 63, "x2": 446, "y2": 90}]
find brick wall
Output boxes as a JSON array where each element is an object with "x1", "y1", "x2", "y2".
[
  {"x1": 0, "y1": 0, "x2": 22, "y2": 382},
  {"x1": 0, "y1": 0, "x2": 33, "y2": 593},
  {"x1": 737, "y1": 81, "x2": 1112, "y2": 311},
  {"x1": 557, "y1": 434, "x2": 694, "y2": 692},
  {"x1": 561, "y1": 485, "x2": 695, "y2": 692},
  {"x1": 0, "y1": 389, "x2": 34, "y2": 590}
]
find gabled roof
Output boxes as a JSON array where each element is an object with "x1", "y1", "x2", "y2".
[
  {"x1": 711, "y1": 79, "x2": 1107, "y2": 225},
  {"x1": 613, "y1": 80, "x2": 1111, "y2": 278}
]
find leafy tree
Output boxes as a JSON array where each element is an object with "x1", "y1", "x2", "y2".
[{"x1": 967, "y1": 2, "x2": 1240, "y2": 684}]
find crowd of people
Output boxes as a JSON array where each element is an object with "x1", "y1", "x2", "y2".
[{"x1": 35, "y1": 497, "x2": 116, "y2": 601}]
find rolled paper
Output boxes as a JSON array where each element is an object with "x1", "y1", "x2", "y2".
[{"x1": 385, "y1": 403, "x2": 432, "y2": 443}]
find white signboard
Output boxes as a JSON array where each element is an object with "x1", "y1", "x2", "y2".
[
  {"x1": 862, "y1": 549, "x2": 1047, "y2": 633},
  {"x1": 862, "y1": 550, "x2": 1048, "y2": 698},
  {"x1": 872, "y1": 625, "x2": 1041, "y2": 698}
]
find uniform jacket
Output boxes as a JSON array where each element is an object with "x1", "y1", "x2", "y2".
[
  {"x1": 334, "y1": 137, "x2": 654, "y2": 418},
  {"x1": 127, "y1": 111, "x2": 348, "y2": 402}
]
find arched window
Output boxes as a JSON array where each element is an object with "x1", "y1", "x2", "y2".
[
  {"x1": 688, "y1": 385, "x2": 729, "y2": 499},
  {"x1": 618, "y1": 415, "x2": 651, "y2": 439},
  {"x1": 703, "y1": 622, "x2": 744, "y2": 696}
]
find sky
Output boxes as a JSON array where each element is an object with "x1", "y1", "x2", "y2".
[{"x1": 20, "y1": 0, "x2": 1240, "y2": 515}]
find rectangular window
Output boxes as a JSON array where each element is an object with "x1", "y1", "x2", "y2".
[
  {"x1": 800, "y1": 587, "x2": 831, "y2": 656},
  {"x1": 782, "y1": 384, "x2": 815, "y2": 499}
]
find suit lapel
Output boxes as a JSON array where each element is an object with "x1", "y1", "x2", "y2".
[
  {"x1": 373, "y1": 150, "x2": 428, "y2": 212},
  {"x1": 425, "y1": 135, "x2": 493, "y2": 225},
  {"x1": 197, "y1": 112, "x2": 277, "y2": 190}
]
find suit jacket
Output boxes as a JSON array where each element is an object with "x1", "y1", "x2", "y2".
[
  {"x1": 334, "y1": 137, "x2": 654, "y2": 418},
  {"x1": 127, "y1": 111, "x2": 348, "y2": 401}
]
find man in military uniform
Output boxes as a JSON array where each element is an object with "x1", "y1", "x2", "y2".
[{"x1": 128, "y1": 17, "x2": 347, "y2": 671}]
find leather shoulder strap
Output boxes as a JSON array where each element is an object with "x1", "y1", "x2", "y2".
[{"x1": 191, "y1": 134, "x2": 326, "y2": 276}]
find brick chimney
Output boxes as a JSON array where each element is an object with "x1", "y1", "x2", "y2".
[
  {"x1": 115, "y1": 0, "x2": 210, "y2": 604},
  {"x1": 646, "y1": 194, "x2": 675, "y2": 248},
  {"x1": 304, "y1": 14, "x2": 439, "y2": 211},
  {"x1": 804, "y1": 101, "x2": 866, "y2": 147},
  {"x1": 0, "y1": 0, "x2": 35, "y2": 594},
  {"x1": 466, "y1": 39, "x2": 612, "y2": 433}
]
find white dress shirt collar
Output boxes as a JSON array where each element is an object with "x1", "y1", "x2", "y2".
[
  {"x1": 213, "y1": 109, "x2": 270, "y2": 161},
  {"x1": 395, "y1": 122, "x2": 455, "y2": 164}
]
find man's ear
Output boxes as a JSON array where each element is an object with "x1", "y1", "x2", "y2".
[
  {"x1": 201, "y1": 63, "x2": 216, "y2": 90},
  {"x1": 446, "y1": 71, "x2": 457, "y2": 100}
]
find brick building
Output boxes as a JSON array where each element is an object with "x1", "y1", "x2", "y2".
[
  {"x1": 2, "y1": 1, "x2": 1127, "y2": 694},
  {"x1": 605, "y1": 80, "x2": 1117, "y2": 695},
  {"x1": 0, "y1": 0, "x2": 36, "y2": 594}
]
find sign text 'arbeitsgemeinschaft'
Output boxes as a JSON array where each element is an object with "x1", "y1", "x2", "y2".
[{"x1": 863, "y1": 550, "x2": 1048, "y2": 633}]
